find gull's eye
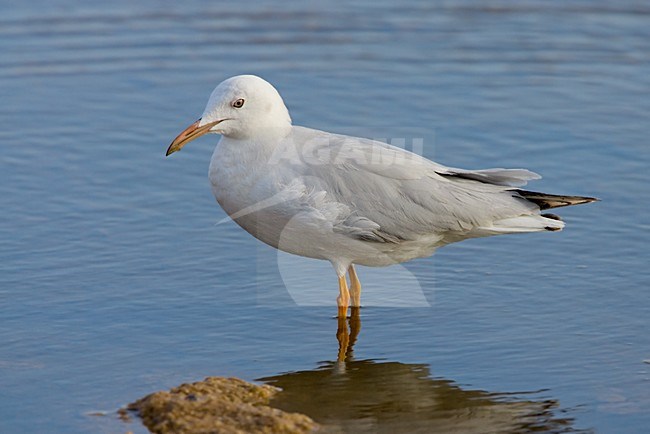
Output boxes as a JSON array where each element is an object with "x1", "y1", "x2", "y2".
[{"x1": 232, "y1": 98, "x2": 245, "y2": 108}]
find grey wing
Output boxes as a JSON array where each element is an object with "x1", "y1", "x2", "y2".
[{"x1": 291, "y1": 127, "x2": 544, "y2": 242}]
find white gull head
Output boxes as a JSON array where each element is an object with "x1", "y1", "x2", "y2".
[
  {"x1": 166, "y1": 75, "x2": 292, "y2": 155},
  {"x1": 202, "y1": 75, "x2": 292, "y2": 139}
]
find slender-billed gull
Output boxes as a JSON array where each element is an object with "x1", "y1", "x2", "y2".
[{"x1": 166, "y1": 75, "x2": 597, "y2": 317}]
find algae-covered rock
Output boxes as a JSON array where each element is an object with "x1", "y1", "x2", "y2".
[{"x1": 127, "y1": 376, "x2": 318, "y2": 434}]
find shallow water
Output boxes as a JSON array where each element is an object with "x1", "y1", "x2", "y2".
[{"x1": 1, "y1": 0, "x2": 649, "y2": 432}]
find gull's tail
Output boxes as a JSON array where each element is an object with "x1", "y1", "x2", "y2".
[
  {"x1": 477, "y1": 190, "x2": 598, "y2": 235},
  {"x1": 514, "y1": 189, "x2": 600, "y2": 210}
]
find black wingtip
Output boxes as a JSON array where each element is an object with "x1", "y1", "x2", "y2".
[{"x1": 515, "y1": 190, "x2": 600, "y2": 210}]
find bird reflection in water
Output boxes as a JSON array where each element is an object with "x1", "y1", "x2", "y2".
[
  {"x1": 336, "y1": 307, "x2": 361, "y2": 362},
  {"x1": 260, "y1": 312, "x2": 579, "y2": 434}
]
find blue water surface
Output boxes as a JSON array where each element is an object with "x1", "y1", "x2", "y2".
[{"x1": 1, "y1": 1, "x2": 649, "y2": 432}]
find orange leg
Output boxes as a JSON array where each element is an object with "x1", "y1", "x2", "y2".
[
  {"x1": 337, "y1": 275, "x2": 350, "y2": 318},
  {"x1": 348, "y1": 265, "x2": 362, "y2": 307}
]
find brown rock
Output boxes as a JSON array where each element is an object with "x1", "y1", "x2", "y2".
[{"x1": 127, "y1": 376, "x2": 318, "y2": 434}]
